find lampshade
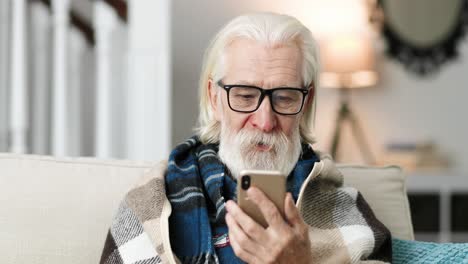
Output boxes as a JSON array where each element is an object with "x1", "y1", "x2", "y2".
[{"x1": 319, "y1": 32, "x2": 378, "y2": 89}]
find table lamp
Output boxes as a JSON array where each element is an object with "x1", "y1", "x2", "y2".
[{"x1": 320, "y1": 32, "x2": 378, "y2": 164}]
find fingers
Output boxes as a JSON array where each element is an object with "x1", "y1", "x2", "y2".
[
  {"x1": 284, "y1": 193, "x2": 309, "y2": 239},
  {"x1": 225, "y1": 212, "x2": 259, "y2": 263},
  {"x1": 226, "y1": 194, "x2": 311, "y2": 263},
  {"x1": 284, "y1": 192, "x2": 302, "y2": 226},
  {"x1": 247, "y1": 187, "x2": 286, "y2": 228},
  {"x1": 225, "y1": 200, "x2": 267, "y2": 243}
]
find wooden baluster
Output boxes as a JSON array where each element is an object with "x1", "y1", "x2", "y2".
[
  {"x1": 0, "y1": 0, "x2": 10, "y2": 151},
  {"x1": 93, "y1": 1, "x2": 118, "y2": 158},
  {"x1": 30, "y1": 1, "x2": 52, "y2": 155},
  {"x1": 9, "y1": 0, "x2": 28, "y2": 154},
  {"x1": 51, "y1": 0, "x2": 71, "y2": 156}
]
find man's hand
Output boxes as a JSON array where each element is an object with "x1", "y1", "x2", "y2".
[{"x1": 225, "y1": 187, "x2": 312, "y2": 264}]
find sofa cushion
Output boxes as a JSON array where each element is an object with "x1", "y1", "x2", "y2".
[
  {"x1": 339, "y1": 164, "x2": 414, "y2": 241},
  {"x1": 0, "y1": 153, "x2": 155, "y2": 264}
]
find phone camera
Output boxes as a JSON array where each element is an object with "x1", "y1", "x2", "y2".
[{"x1": 241, "y1": 175, "x2": 250, "y2": 190}]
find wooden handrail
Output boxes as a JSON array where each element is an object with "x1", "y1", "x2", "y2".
[
  {"x1": 103, "y1": 0, "x2": 127, "y2": 23},
  {"x1": 32, "y1": 0, "x2": 95, "y2": 45},
  {"x1": 29, "y1": 0, "x2": 128, "y2": 45},
  {"x1": 70, "y1": 11, "x2": 94, "y2": 45}
]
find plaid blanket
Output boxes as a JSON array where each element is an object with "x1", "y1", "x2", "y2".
[{"x1": 100, "y1": 138, "x2": 392, "y2": 264}]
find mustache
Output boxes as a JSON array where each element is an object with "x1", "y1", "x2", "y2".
[{"x1": 236, "y1": 129, "x2": 289, "y2": 151}]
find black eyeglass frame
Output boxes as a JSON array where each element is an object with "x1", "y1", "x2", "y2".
[{"x1": 217, "y1": 80, "x2": 310, "y2": 115}]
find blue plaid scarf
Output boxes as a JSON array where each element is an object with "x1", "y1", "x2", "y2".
[{"x1": 165, "y1": 136, "x2": 319, "y2": 263}]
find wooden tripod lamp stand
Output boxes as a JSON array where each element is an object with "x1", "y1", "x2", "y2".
[{"x1": 319, "y1": 33, "x2": 378, "y2": 164}]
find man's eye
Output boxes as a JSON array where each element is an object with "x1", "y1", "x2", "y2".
[
  {"x1": 277, "y1": 96, "x2": 293, "y2": 102},
  {"x1": 235, "y1": 94, "x2": 256, "y2": 99}
]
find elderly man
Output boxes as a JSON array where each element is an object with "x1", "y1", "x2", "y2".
[{"x1": 100, "y1": 12, "x2": 392, "y2": 264}]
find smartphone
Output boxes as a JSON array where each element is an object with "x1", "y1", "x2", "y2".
[{"x1": 237, "y1": 170, "x2": 286, "y2": 228}]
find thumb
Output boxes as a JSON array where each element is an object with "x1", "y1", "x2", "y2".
[{"x1": 284, "y1": 192, "x2": 302, "y2": 226}]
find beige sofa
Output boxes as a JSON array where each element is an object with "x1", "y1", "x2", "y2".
[{"x1": 0, "y1": 153, "x2": 414, "y2": 264}]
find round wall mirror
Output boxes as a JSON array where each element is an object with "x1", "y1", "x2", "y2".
[{"x1": 378, "y1": 0, "x2": 468, "y2": 75}]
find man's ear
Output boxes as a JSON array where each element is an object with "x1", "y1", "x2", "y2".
[
  {"x1": 305, "y1": 83, "x2": 315, "y2": 108},
  {"x1": 208, "y1": 79, "x2": 222, "y2": 121}
]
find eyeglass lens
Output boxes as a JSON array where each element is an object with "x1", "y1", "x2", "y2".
[{"x1": 228, "y1": 86, "x2": 303, "y2": 114}]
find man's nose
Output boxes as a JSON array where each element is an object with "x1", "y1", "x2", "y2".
[{"x1": 251, "y1": 97, "x2": 277, "y2": 132}]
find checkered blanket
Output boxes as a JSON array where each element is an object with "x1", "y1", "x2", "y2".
[{"x1": 100, "y1": 138, "x2": 392, "y2": 263}]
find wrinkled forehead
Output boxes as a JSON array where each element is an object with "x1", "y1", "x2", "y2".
[{"x1": 223, "y1": 38, "x2": 304, "y2": 88}]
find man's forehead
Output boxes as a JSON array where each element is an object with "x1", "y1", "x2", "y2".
[
  {"x1": 223, "y1": 39, "x2": 303, "y2": 87},
  {"x1": 225, "y1": 38, "x2": 300, "y2": 59},
  {"x1": 229, "y1": 79, "x2": 301, "y2": 88}
]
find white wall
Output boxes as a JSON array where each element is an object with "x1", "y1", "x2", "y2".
[
  {"x1": 171, "y1": 0, "x2": 468, "y2": 173},
  {"x1": 171, "y1": 1, "x2": 239, "y2": 145},
  {"x1": 126, "y1": 0, "x2": 171, "y2": 161},
  {"x1": 314, "y1": 39, "x2": 468, "y2": 169}
]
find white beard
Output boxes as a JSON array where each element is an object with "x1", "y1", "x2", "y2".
[{"x1": 218, "y1": 122, "x2": 302, "y2": 179}]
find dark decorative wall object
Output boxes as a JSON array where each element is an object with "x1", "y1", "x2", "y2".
[{"x1": 377, "y1": 0, "x2": 468, "y2": 76}]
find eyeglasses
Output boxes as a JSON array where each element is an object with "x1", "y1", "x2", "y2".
[{"x1": 217, "y1": 80, "x2": 310, "y2": 115}]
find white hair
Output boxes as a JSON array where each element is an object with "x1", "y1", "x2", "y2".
[{"x1": 196, "y1": 12, "x2": 320, "y2": 144}]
